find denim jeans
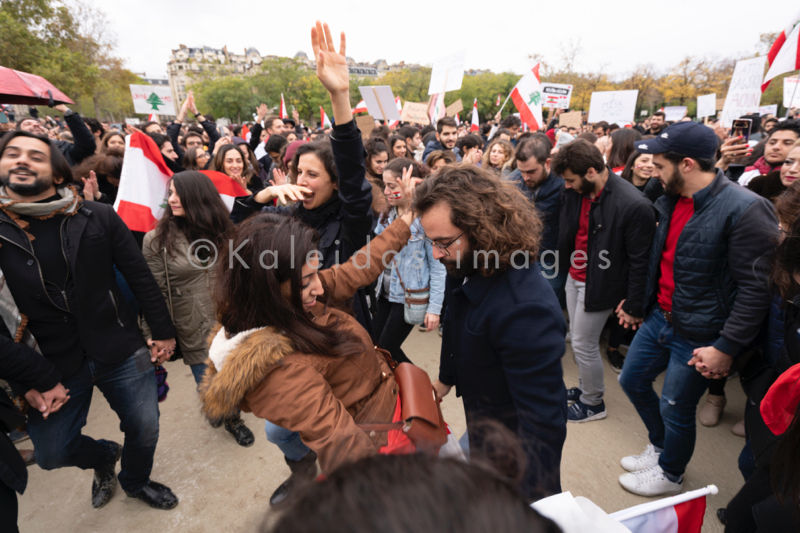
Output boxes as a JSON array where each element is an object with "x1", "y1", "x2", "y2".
[
  {"x1": 264, "y1": 421, "x2": 310, "y2": 462},
  {"x1": 26, "y1": 346, "x2": 159, "y2": 493},
  {"x1": 190, "y1": 363, "x2": 206, "y2": 387},
  {"x1": 618, "y1": 309, "x2": 714, "y2": 478}
]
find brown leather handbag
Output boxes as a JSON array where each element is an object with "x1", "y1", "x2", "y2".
[{"x1": 359, "y1": 350, "x2": 448, "y2": 454}]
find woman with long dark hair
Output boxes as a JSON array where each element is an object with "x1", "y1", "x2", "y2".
[
  {"x1": 365, "y1": 137, "x2": 389, "y2": 214},
  {"x1": 141, "y1": 171, "x2": 254, "y2": 447},
  {"x1": 210, "y1": 144, "x2": 255, "y2": 193},
  {"x1": 620, "y1": 150, "x2": 655, "y2": 192},
  {"x1": 202, "y1": 154, "x2": 419, "y2": 505},
  {"x1": 607, "y1": 128, "x2": 642, "y2": 173},
  {"x1": 388, "y1": 134, "x2": 407, "y2": 159},
  {"x1": 183, "y1": 146, "x2": 211, "y2": 171}
]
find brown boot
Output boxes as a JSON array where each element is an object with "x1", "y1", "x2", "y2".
[
  {"x1": 698, "y1": 394, "x2": 726, "y2": 427},
  {"x1": 269, "y1": 451, "x2": 318, "y2": 507},
  {"x1": 18, "y1": 449, "x2": 35, "y2": 465}
]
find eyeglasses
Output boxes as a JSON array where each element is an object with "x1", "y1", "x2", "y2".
[{"x1": 424, "y1": 232, "x2": 464, "y2": 257}]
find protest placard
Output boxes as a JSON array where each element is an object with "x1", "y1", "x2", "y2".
[
  {"x1": 130, "y1": 84, "x2": 175, "y2": 115},
  {"x1": 559, "y1": 111, "x2": 582, "y2": 129},
  {"x1": 784, "y1": 77, "x2": 800, "y2": 108},
  {"x1": 400, "y1": 102, "x2": 430, "y2": 125},
  {"x1": 541, "y1": 83, "x2": 573, "y2": 109},
  {"x1": 358, "y1": 86, "x2": 401, "y2": 122},
  {"x1": 124, "y1": 118, "x2": 140, "y2": 125},
  {"x1": 587, "y1": 90, "x2": 638, "y2": 124},
  {"x1": 355, "y1": 115, "x2": 375, "y2": 141},
  {"x1": 663, "y1": 106, "x2": 687, "y2": 121},
  {"x1": 759, "y1": 104, "x2": 778, "y2": 116},
  {"x1": 720, "y1": 56, "x2": 767, "y2": 127},
  {"x1": 445, "y1": 99, "x2": 464, "y2": 117},
  {"x1": 428, "y1": 51, "x2": 467, "y2": 96},
  {"x1": 696, "y1": 94, "x2": 717, "y2": 119}
]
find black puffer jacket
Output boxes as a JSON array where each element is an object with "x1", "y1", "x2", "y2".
[{"x1": 642, "y1": 170, "x2": 778, "y2": 357}]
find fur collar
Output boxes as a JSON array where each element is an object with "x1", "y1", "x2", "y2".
[{"x1": 200, "y1": 323, "x2": 295, "y2": 421}]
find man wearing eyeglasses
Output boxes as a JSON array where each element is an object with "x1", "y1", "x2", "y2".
[{"x1": 414, "y1": 166, "x2": 568, "y2": 500}]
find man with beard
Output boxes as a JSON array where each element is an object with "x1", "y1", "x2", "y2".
[
  {"x1": 507, "y1": 135, "x2": 565, "y2": 299},
  {"x1": 617, "y1": 122, "x2": 777, "y2": 497},
  {"x1": 553, "y1": 140, "x2": 655, "y2": 415},
  {"x1": 423, "y1": 117, "x2": 461, "y2": 163},
  {"x1": 645, "y1": 111, "x2": 666, "y2": 135},
  {"x1": 414, "y1": 167, "x2": 567, "y2": 499},
  {"x1": 0, "y1": 131, "x2": 179, "y2": 510}
]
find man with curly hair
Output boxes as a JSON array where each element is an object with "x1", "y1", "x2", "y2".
[{"x1": 413, "y1": 166, "x2": 567, "y2": 500}]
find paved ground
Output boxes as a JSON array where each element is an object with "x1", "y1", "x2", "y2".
[{"x1": 17, "y1": 328, "x2": 746, "y2": 532}]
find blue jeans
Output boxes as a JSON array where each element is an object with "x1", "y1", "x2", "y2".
[
  {"x1": 539, "y1": 260, "x2": 567, "y2": 308},
  {"x1": 264, "y1": 421, "x2": 310, "y2": 461},
  {"x1": 190, "y1": 363, "x2": 206, "y2": 387},
  {"x1": 26, "y1": 346, "x2": 159, "y2": 493},
  {"x1": 619, "y1": 309, "x2": 714, "y2": 478}
]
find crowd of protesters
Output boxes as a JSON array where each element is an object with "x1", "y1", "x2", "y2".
[{"x1": 3, "y1": 20, "x2": 800, "y2": 533}]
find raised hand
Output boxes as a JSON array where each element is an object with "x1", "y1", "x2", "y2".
[
  {"x1": 311, "y1": 21, "x2": 349, "y2": 96},
  {"x1": 230, "y1": 173, "x2": 248, "y2": 191},
  {"x1": 81, "y1": 170, "x2": 100, "y2": 201},
  {"x1": 269, "y1": 184, "x2": 312, "y2": 204},
  {"x1": 271, "y1": 168, "x2": 288, "y2": 186},
  {"x1": 256, "y1": 103, "x2": 268, "y2": 123}
]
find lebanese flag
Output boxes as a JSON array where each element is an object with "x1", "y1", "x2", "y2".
[
  {"x1": 455, "y1": 113, "x2": 460, "y2": 125},
  {"x1": 762, "y1": 12, "x2": 800, "y2": 92},
  {"x1": 387, "y1": 96, "x2": 403, "y2": 128},
  {"x1": 470, "y1": 99, "x2": 480, "y2": 132},
  {"x1": 610, "y1": 486, "x2": 712, "y2": 533},
  {"x1": 242, "y1": 124, "x2": 251, "y2": 142},
  {"x1": 352, "y1": 99, "x2": 368, "y2": 114},
  {"x1": 496, "y1": 94, "x2": 501, "y2": 106},
  {"x1": 199, "y1": 170, "x2": 249, "y2": 211},
  {"x1": 320, "y1": 106, "x2": 332, "y2": 128},
  {"x1": 279, "y1": 93, "x2": 288, "y2": 119},
  {"x1": 510, "y1": 64, "x2": 544, "y2": 131},
  {"x1": 147, "y1": 114, "x2": 158, "y2": 122},
  {"x1": 429, "y1": 93, "x2": 446, "y2": 126},
  {"x1": 114, "y1": 131, "x2": 172, "y2": 233}
]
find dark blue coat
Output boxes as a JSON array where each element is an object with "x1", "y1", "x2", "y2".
[
  {"x1": 507, "y1": 169, "x2": 564, "y2": 255},
  {"x1": 422, "y1": 139, "x2": 462, "y2": 164},
  {"x1": 439, "y1": 263, "x2": 567, "y2": 497}
]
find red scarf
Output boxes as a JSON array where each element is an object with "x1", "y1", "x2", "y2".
[{"x1": 746, "y1": 156, "x2": 778, "y2": 176}]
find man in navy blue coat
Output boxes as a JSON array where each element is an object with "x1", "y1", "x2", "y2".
[{"x1": 414, "y1": 165, "x2": 567, "y2": 500}]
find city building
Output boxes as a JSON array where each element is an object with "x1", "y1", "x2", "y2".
[{"x1": 292, "y1": 51, "x2": 422, "y2": 78}]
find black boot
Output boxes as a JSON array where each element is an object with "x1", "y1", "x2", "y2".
[
  {"x1": 92, "y1": 441, "x2": 122, "y2": 508},
  {"x1": 269, "y1": 451, "x2": 318, "y2": 506},
  {"x1": 125, "y1": 481, "x2": 179, "y2": 510},
  {"x1": 224, "y1": 414, "x2": 255, "y2": 447}
]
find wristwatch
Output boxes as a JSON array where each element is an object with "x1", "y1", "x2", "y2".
[{"x1": 63, "y1": 108, "x2": 75, "y2": 117}]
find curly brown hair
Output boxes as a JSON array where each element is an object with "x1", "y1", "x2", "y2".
[{"x1": 412, "y1": 164, "x2": 542, "y2": 276}]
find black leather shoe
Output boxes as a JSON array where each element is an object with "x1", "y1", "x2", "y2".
[
  {"x1": 92, "y1": 441, "x2": 122, "y2": 509},
  {"x1": 125, "y1": 481, "x2": 179, "y2": 510},
  {"x1": 269, "y1": 451, "x2": 318, "y2": 506},
  {"x1": 716, "y1": 508, "x2": 727, "y2": 525},
  {"x1": 224, "y1": 415, "x2": 255, "y2": 447}
]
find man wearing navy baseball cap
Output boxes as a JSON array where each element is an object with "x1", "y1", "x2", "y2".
[{"x1": 616, "y1": 121, "x2": 778, "y2": 496}]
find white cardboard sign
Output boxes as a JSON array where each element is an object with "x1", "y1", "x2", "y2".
[
  {"x1": 759, "y1": 104, "x2": 778, "y2": 116},
  {"x1": 541, "y1": 83, "x2": 573, "y2": 109},
  {"x1": 663, "y1": 106, "x2": 687, "y2": 122},
  {"x1": 696, "y1": 94, "x2": 717, "y2": 119},
  {"x1": 130, "y1": 85, "x2": 176, "y2": 115},
  {"x1": 587, "y1": 90, "x2": 638, "y2": 124},
  {"x1": 358, "y1": 86, "x2": 402, "y2": 122},
  {"x1": 784, "y1": 77, "x2": 800, "y2": 108},
  {"x1": 427, "y1": 51, "x2": 467, "y2": 96},
  {"x1": 720, "y1": 56, "x2": 767, "y2": 128}
]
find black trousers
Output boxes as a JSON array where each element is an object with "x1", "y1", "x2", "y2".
[
  {"x1": 724, "y1": 466, "x2": 800, "y2": 532},
  {"x1": 374, "y1": 296, "x2": 415, "y2": 365},
  {"x1": 0, "y1": 480, "x2": 19, "y2": 533}
]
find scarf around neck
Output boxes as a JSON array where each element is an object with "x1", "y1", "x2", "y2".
[
  {"x1": 746, "y1": 156, "x2": 778, "y2": 176},
  {"x1": 0, "y1": 185, "x2": 81, "y2": 241},
  {"x1": 296, "y1": 190, "x2": 342, "y2": 231}
]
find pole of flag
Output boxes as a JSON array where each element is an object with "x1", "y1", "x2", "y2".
[{"x1": 609, "y1": 485, "x2": 719, "y2": 523}]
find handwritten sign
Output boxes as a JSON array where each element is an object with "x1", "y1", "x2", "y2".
[
  {"x1": 355, "y1": 115, "x2": 375, "y2": 141},
  {"x1": 358, "y1": 86, "x2": 401, "y2": 122},
  {"x1": 428, "y1": 50, "x2": 467, "y2": 96},
  {"x1": 759, "y1": 104, "x2": 778, "y2": 116},
  {"x1": 129, "y1": 85, "x2": 175, "y2": 115},
  {"x1": 400, "y1": 102, "x2": 430, "y2": 125},
  {"x1": 541, "y1": 83, "x2": 573, "y2": 109},
  {"x1": 124, "y1": 118, "x2": 140, "y2": 125},
  {"x1": 696, "y1": 94, "x2": 717, "y2": 119},
  {"x1": 663, "y1": 106, "x2": 687, "y2": 122},
  {"x1": 559, "y1": 111, "x2": 582, "y2": 129},
  {"x1": 445, "y1": 99, "x2": 464, "y2": 117},
  {"x1": 587, "y1": 90, "x2": 638, "y2": 124},
  {"x1": 784, "y1": 77, "x2": 800, "y2": 108},
  {"x1": 720, "y1": 56, "x2": 767, "y2": 128}
]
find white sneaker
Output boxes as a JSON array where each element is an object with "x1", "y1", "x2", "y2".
[
  {"x1": 619, "y1": 465, "x2": 682, "y2": 496},
  {"x1": 565, "y1": 331, "x2": 572, "y2": 343},
  {"x1": 620, "y1": 444, "x2": 661, "y2": 472}
]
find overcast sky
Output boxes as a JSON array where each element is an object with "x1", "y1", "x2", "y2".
[{"x1": 103, "y1": 1, "x2": 797, "y2": 81}]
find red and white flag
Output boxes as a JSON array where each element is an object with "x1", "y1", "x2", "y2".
[
  {"x1": 320, "y1": 106, "x2": 332, "y2": 128},
  {"x1": 279, "y1": 93, "x2": 288, "y2": 119},
  {"x1": 352, "y1": 99, "x2": 368, "y2": 114},
  {"x1": 387, "y1": 97, "x2": 403, "y2": 128},
  {"x1": 199, "y1": 170, "x2": 249, "y2": 211},
  {"x1": 762, "y1": 11, "x2": 800, "y2": 92},
  {"x1": 610, "y1": 485, "x2": 713, "y2": 533},
  {"x1": 455, "y1": 112, "x2": 460, "y2": 125},
  {"x1": 510, "y1": 64, "x2": 544, "y2": 131},
  {"x1": 496, "y1": 94, "x2": 501, "y2": 106},
  {"x1": 429, "y1": 93, "x2": 446, "y2": 126},
  {"x1": 241, "y1": 124, "x2": 251, "y2": 142},
  {"x1": 114, "y1": 131, "x2": 172, "y2": 233},
  {"x1": 147, "y1": 114, "x2": 158, "y2": 122},
  {"x1": 470, "y1": 98, "x2": 480, "y2": 132}
]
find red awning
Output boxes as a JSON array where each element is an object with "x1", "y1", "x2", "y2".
[{"x1": 0, "y1": 66, "x2": 74, "y2": 106}]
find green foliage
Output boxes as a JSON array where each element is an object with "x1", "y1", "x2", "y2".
[{"x1": 193, "y1": 76, "x2": 258, "y2": 123}]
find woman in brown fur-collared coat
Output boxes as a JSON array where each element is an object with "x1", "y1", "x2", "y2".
[{"x1": 200, "y1": 199, "x2": 416, "y2": 502}]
